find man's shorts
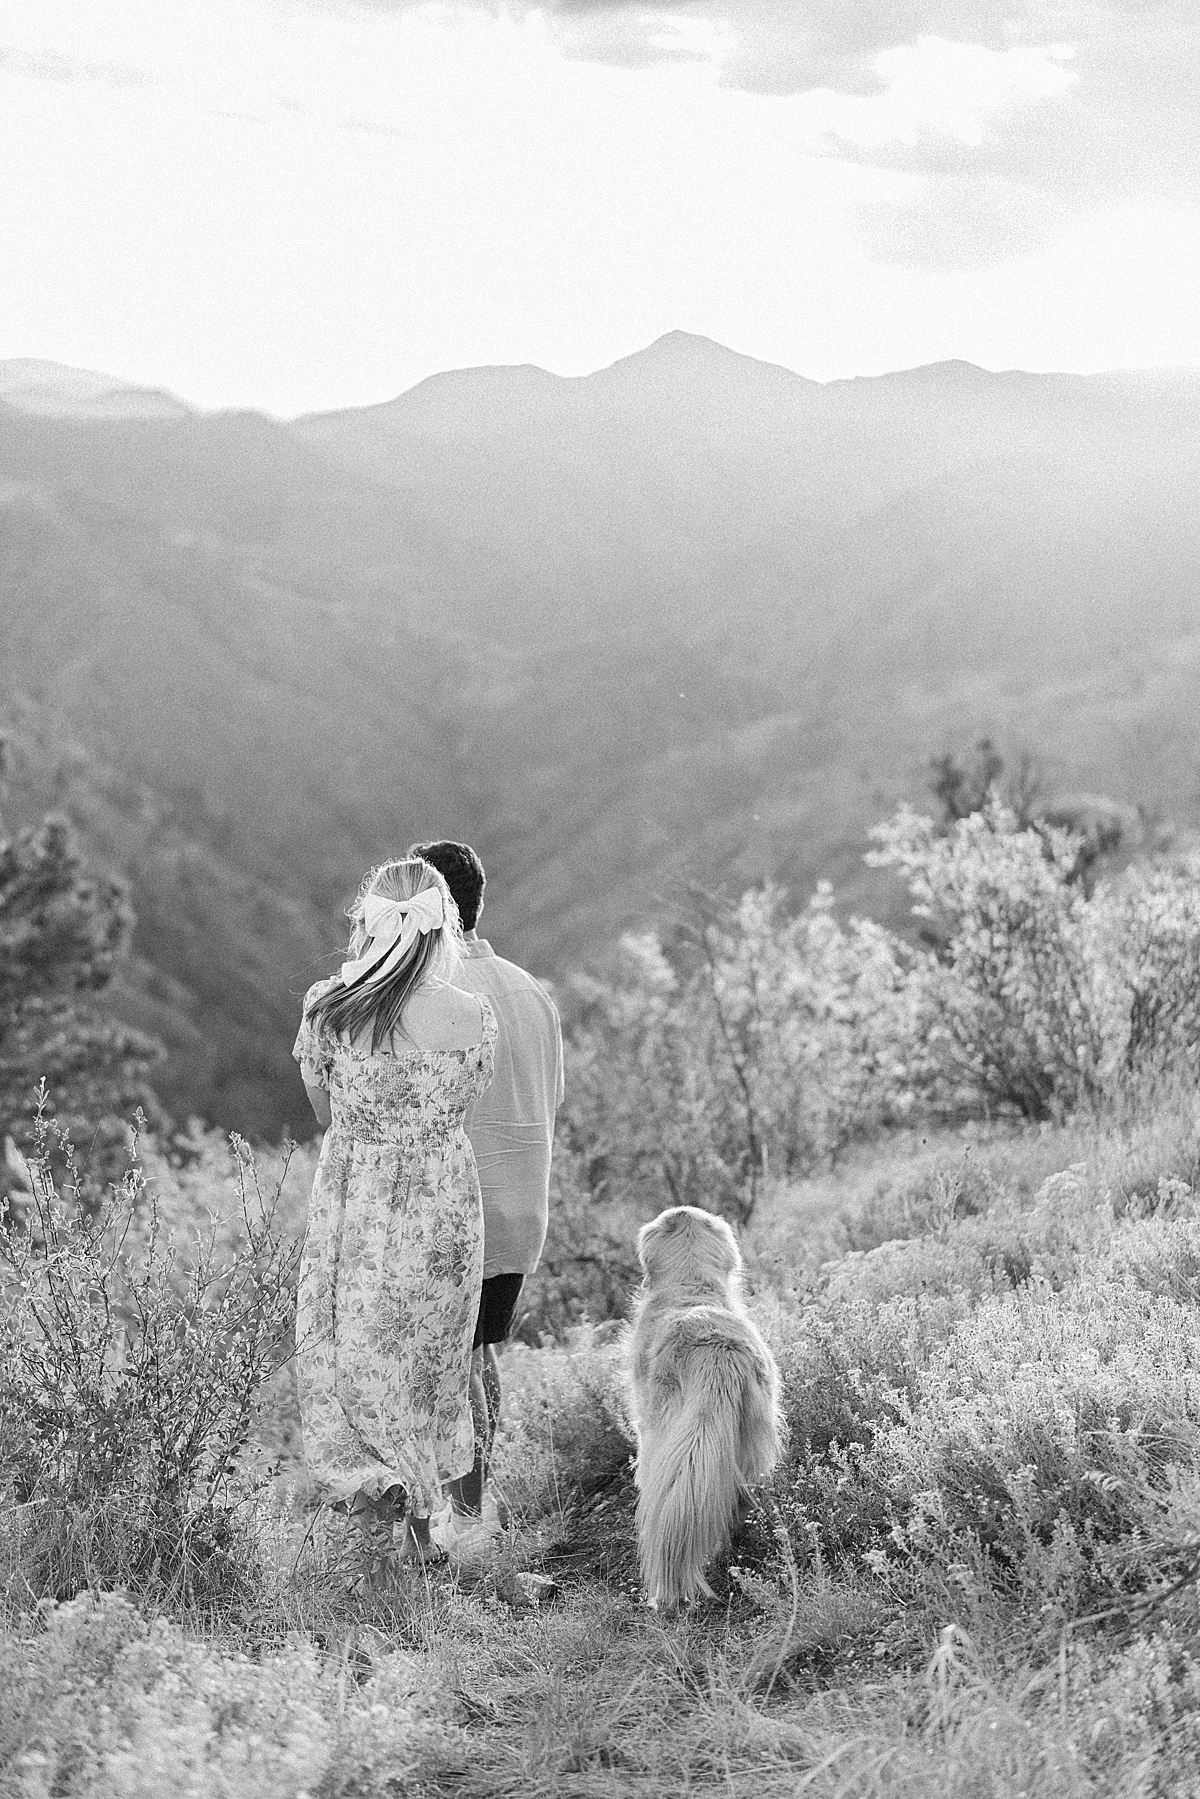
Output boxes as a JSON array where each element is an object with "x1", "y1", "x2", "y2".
[{"x1": 473, "y1": 1273, "x2": 525, "y2": 1348}]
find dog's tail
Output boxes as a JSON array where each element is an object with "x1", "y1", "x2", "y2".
[{"x1": 636, "y1": 1340, "x2": 754, "y2": 1609}]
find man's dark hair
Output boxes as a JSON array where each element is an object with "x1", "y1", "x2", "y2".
[{"x1": 408, "y1": 840, "x2": 486, "y2": 933}]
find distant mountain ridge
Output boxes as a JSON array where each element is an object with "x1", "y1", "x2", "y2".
[
  {"x1": 3, "y1": 334, "x2": 1200, "y2": 1134},
  {"x1": 0, "y1": 358, "x2": 192, "y2": 420}
]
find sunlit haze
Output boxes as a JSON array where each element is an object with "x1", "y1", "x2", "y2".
[{"x1": 2, "y1": 0, "x2": 1198, "y2": 413}]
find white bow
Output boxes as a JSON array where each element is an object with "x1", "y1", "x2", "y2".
[{"x1": 340, "y1": 887, "x2": 445, "y2": 990}]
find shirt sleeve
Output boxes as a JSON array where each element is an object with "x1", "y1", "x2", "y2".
[
  {"x1": 553, "y1": 1007, "x2": 565, "y2": 1108},
  {"x1": 293, "y1": 984, "x2": 336, "y2": 1091}
]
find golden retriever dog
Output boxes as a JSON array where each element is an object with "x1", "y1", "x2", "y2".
[{"x1": 630, "y1": 1205, "x2": 783, "y2": 1608}]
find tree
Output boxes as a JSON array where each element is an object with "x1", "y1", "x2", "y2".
[
  {"x1": 0, "y1": 812, "x2": 165, "y2": 1180},
  {"x1": 929, "y1": 738, "x2": 1007, "y2": 826},
  {"x1": 930, "y1": 739, "x2": 1047, "y2": 833},
  {"x1": 929, "y1": 741, "x2": 1124, "y2": 895}
]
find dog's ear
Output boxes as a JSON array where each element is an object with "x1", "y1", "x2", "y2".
[
  {"x1": 637, "y1": 1207, "x2": 680, "y2": 1278},
  {"x1": 706, "y1": 1211, "x2": 741, "y2": 1278},
  {"x1": 637, "y1": 1214, "x2": 663, "y2": 1277}
]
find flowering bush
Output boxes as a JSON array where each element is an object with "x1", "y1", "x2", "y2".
[
  {"x1": 562, "y1": 805, "x2": 1200, "y2": 1238},
  {"x1": 870, "y1": 806, "x2": 1200, "y2": 1122},
  {"x1": 699, "y1": 883, "x2": 923, "y2": 1179},
  {"x1": 0, "y1": 1097, "x2": 300, "y2": 1606},
  {"x1": 562, "y1": 886, "x2": 921, "y2": 1226},
  {"x1": 1100, "y1": 857, "x2": 1200, "y2": 1075},
  {"x1": 869, "y1": 804, "x2": 1111, "y2": 1119},
  {"x1": 563, "y1": 930, "x2": 747, "y2": 1219}
]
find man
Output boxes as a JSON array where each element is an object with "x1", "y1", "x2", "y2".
[{"x1": 409, "y1": 839, "x2": 564, "y2": 1527}]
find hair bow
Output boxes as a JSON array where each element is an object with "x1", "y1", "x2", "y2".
[{"x1": 340, "y1": 886, "x2": 446, "y2": 990}]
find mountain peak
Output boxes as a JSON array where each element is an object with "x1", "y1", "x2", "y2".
[
  {"x1": 883, "y1": 359, "x2": 994, "y2": 385},
  {"x1": 594, "y1": 331, "x2": 818, "y2": 395},
  {"x1": 642, "y1": 330, "x2": 745, "y2": 360},
  {"x1": 0, "y1": 358, "x2": 192, "y2": 420}
]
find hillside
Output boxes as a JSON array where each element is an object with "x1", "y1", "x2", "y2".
[
  {"x1": 10, "y1": 1097, "x2": 1200, "y2": 1796},
  {"x1": 3, "y1": 337, "x2": 1200, "y2": 1134}
]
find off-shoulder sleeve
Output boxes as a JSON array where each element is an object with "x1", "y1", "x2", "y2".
[{"x1": 293, "y1": 980, "x2": 338, "y2": 1091}]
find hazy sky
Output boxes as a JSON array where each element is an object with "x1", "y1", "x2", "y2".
[{"x1": 1, "y1": 0, "x2": 1198, "y2": 413}]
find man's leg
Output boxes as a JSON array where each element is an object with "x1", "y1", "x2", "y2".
[
  {"x1": 448, "y1": 1274, "x2": 522, "y2": 1520},
  {"x1": 448, "y1": 1344, "x2": 504, "y2": 1520},
  {"x1": 480, "y1": 1341, "x2": 501, "y2": 1476},
  {"x1": 449, "y1": 1347, "x2": 488, "y2": 1517},
  {"x1": 479, "y1": 1341, "x2": 511, "y2": 1524}
]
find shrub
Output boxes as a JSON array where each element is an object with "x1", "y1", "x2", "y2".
[
  {"x1": 562, "y1": 887, "x2": 921, "y2": 1228},
  {"x1": 562, "y1": 931, "x2": 751, "y2": 1222},
  {"x1": 875, "y1": 1275, "x2": 1200, "y2": 1616},
  {"x1": 821, "y1": 1164, "x2": 1111, "y2": 1309},
  {"x1": 770, "y1": 1289, "x2": 971, "y2": 1566},
  {"x1": 836, "y1": 1148, "x2": 999, "y2": 1257},
  {"x1": 559, "y1": 818, "x2": 1200, "y2": 1240},
  {"x1": 869, "y1": 804, "x2": 1110, "y2": 1119},
  {"x1": 511, "y1": 1146, "x2": 643, "y2": 1342},
  {"x1": 494, "y1": 1323, "x2": 636, "y2": 1526},
  {"x1": 0, "y1": 1097, "x2": 300, "y2": 1609},
  {"x1": 766, "y1": 1145, "x2": 1200, "y2": 1620},
  {"x1": 1, "y1": 1589, "x2": 462, "y2": 1798},
  {"x1": 560, "y1": 821, "x2": 1200, "y2": 1230},
  {"x1": 871, "y1": 807, "x2": 1200, "y2": 1123},
  {"x1": 1102, "y1": 858, "x2": 1200, "y2": 1075},
  {"x1": 697, "y1": 883, "x2": 922, "y2": 1180}
]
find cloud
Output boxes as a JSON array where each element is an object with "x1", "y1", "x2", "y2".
[
  {"x1": 379, "y1": 0, "x2": 1033, "y2": 93},
  {"x1": 551, "y1": 6, "x2": 730, "y2": 70},
  {"x1": 697, "y1": 0, "x2": 1019, "y2": 96},
  {"x1": 539, "y1": 0, "x2": 1200, "y2": 266},
  {"x1": 275, "y1": 0, "x2": 1200, "y2": 264},
  {"x1": 0, "y1": 45, "x2": 156, "y2": 88},
  {"x1": 832, "y1": 7, "x2": 1200, "y2": 264}
]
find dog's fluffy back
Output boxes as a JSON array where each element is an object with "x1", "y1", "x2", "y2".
[{"x1": 630, "y1": 1206, "x2": 782, "y2": 1608}]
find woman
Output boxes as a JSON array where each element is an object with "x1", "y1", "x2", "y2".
[{"x1": 293, "y1": 855, "x2": 496, "y2": 1575}]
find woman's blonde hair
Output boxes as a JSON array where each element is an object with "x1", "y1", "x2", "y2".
[{"x1": 305, "y1": 857, "x2": 462, "y2": 1051}]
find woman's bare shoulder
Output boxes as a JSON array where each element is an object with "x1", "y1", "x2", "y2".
[{"x1": 402, "y1": 981, "x2": 487, "y2": 1050}]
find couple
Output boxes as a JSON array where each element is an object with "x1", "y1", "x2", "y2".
[{"x1": 292, "y1": 841, "x2": 563, "y2": 1574}]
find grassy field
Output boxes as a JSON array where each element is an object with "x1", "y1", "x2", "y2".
[{"x1": 6, "y1": 1089, "x2": 1200, "y2": 1797}]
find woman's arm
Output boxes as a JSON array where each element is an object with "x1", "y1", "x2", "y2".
[
  {"x1": 295, "y1": 990, "x2": 334, "y2": 1128},
  {"x1": 304, "y1": 1077, "x2": 332, "y2": 1130}
]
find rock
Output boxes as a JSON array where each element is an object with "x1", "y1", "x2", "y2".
[{"x1": 494, "y1": 1569, "x2": 560, "y2": 1609}]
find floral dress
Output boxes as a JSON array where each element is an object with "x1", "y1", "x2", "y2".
[{"x1": 293, "y1": 979, "x2": 497, "y2": 1515}]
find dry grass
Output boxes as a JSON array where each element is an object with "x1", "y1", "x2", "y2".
[
  {"x1": 9, "y1": 1092, "x2": 1200, "y2": 1795},
  {"x1": 7, "y1": 1565, "x2": 1200, "y2": 1798}
]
